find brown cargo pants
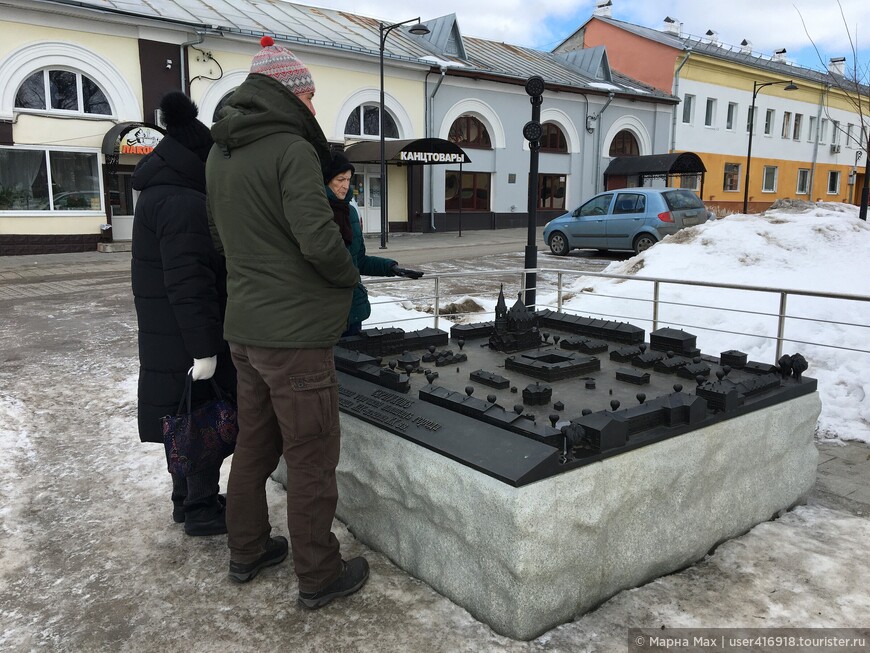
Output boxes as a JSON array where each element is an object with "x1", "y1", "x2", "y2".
[{"x1": 226, "y1": 343, "x2": 343, "y2": 593}]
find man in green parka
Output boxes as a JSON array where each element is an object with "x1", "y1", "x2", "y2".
[{"x1": 206, "y1": 36, "x2": 368, "y2": 609}]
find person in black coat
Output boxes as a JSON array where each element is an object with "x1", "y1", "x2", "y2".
[{"x1": 131, "y1": 92, "x2": 235, "y2": 536}]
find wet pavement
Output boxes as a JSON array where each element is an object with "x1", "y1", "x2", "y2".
[
  {"x1": 0, "y1": 228, "x2": 867, "y2": 652},
  {"x1": 0, "y1": 227, "x2": 867, "y2": 517}
]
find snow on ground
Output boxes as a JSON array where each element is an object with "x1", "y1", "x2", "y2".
[{"x1": 1, "y1": 204, "x2": 868, "y2": 650}]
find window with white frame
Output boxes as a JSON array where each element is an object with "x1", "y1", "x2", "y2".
[
  {"x1": 762, "y1": 166, "x2": 778, "y2": 192},
  {"x1": 448, "y1": 115, "x2": 492, "y2": 149},
  {"x1": 793, "y1": 114, "x2": 802, "y2": 140},
  {"x1": 827, "y1": 170, "x2": 840, "y2": 194},
  {"x1": 796, "y1": 168, "x2": 810, "y2": 194},
  {"x1": 807, "y1": 116, "x2": 817, "y2": 142},
  {"x1": 820, "y1": 119, "x2": 828, "y2": 143},
  {"x1": 344, "y1": 103, "x2": 399, "y2": 139},
  {"x1": 15, "y1": 69, "x2": 111, "y2": 116},
  {"x1": 781, "y1": 112, "x2": 792, "y2": 139},
  {"x1": 764, "y1": 109, "x2": 774, "y2": 135},
  {"x1": 723, "y1": 162, "x2": 740, "y2": 192},
  {"x1": 747, "y1": 106, "x2": 754, "y2": 133},
  {"x1": 682, "y1": 94, "x2": 695, "y2": 124},
  {"x1": 680, "y1": 174, "x2": 700, "y2": 191},
  {"x1": 846, "y1": 123, "x2": 854, "y2": 147},
  {"x1": 704, "y1": 98, "x2": 716, "y2": 127},
  {"x1": 832, "y1": 120, "x2": 840, "y2": 145},
  {"x1": 0, "y1": 146, "x2": 102, "y2": 211},
  {"x1": 726, "y1": 102, "x2": 737, "y2": 130}
]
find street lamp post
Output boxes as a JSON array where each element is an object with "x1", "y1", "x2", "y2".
[
  {"x1": 522, "y1": 76, "x2": 545, "y2": 310},
  {"x1": 379, "y1": 17, "x2": 430, "y2": 249},
  {"x1": 743, "y1": 80, "x2": 797, "y2": 214}
]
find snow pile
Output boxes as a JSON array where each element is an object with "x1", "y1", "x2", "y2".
[
  {"x1": 369, "y1": 203, "x2": 870, "y2": 443},
  {"x1": 552, "y1": 204, "x2": 870, "y2": 443}
]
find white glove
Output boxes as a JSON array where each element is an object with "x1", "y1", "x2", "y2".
[{"x1": 191, "y1": 356, "x2": 217, "y2": 381}]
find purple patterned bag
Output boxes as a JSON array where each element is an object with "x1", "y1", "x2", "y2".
[{"x1": 162, "y1": 374, "x2": 238, "y2": 477}]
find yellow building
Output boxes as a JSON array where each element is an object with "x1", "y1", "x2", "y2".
[
  {"x1": 0, "y1": 1, "x2": 429, "y2": 254},
  {"x1": 557, "y1": 6, "x2": 869, "y2": 214}
]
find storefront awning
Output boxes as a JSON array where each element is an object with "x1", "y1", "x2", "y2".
[
  {"x1": 101, "y1": 122, "x2": 165, "y2": 156},
  {"x1": 603, "y1": 152, "x2": 706, "y2": 177},
  {"x1": 343, "y1": 138, "x2": 471, "y2": 165},
  {"x1": 603, "y1": 152, "x2": 707, "y2": 196}
]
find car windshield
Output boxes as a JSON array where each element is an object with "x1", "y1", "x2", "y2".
[{"x1": 663, "y1": 190, "x2": 703, "y2": 210}]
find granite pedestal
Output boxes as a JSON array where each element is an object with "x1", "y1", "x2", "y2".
[{"x1": 273, "y1": 391, "x2": 820, "y2": 639}]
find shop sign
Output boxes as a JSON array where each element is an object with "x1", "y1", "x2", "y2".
[
  {"x1": 119, "y1": 127, "x2": 163, "y2": 155},
  {"x1": 399, "y1": 151, "x2": 466, "y2": 163}
]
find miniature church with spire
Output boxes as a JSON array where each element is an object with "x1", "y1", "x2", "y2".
[{"x1": 488, "y1": 285, "x2": 542, "y2": 352}]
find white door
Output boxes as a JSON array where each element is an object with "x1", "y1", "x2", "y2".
[
  {"x1": 351, "y1": 168, "x2": 381, "y2": 234},
  {"x1": 107, "y1": 169, "x2": 136, "y2": 240}
]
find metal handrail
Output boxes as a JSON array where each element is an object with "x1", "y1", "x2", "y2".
[{"x1": 363, "y1": 266, "x2": 870, "y2": 361}]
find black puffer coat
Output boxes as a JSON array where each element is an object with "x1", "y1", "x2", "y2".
[{"x1": 131, "y1": 136, "x2": 235, "y2": 443}]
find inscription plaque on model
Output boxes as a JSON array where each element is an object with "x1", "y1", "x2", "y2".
[{"x1": 333, "y1": 293, "x2": 817, "y2": 486}]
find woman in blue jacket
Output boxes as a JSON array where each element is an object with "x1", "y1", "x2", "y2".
[{"x1": 324, "y1": 152, "x2": 422, "y2": 336}]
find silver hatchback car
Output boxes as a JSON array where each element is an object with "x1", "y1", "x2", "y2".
[{"x1": 543, "y1": 187, "x2": 710, "y2": 256}]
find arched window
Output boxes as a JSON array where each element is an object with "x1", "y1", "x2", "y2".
[
  {"x1": 540, "y1": 123, "x2": 567, "y2": 153},
  {"x1": 344, "y1": 104, "x2": 398, "y2": 139},
  {"x1": 609, "y1": 130, "x2": 639, "y2": 157},
  {"x1": 15, "y1": 69, "x2": 111, "y2": 115},
  {"x1": 448, "y1": 115, "x2": 492, "y2": 149},
  {"x1": 212, "y1": 91, "x2": 235, "y2": 123}
]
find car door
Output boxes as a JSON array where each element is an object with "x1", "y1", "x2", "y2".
[
  {"x1": 566, "y1": 193, "x2": 613, "y2": 249},
  {"x1": 606, "y1": 192, "x2": 647, "y2": 250}
]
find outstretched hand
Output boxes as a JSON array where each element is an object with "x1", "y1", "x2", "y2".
[{"x1": 391, "y1": 264, "x2": 424, "y2": 279}]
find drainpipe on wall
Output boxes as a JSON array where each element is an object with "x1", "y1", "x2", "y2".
[
  {"x1": 587, "y1": 92, "x2": 615, "y2": 192},
  {"x1": 426, "y1": 65, "x2": 447, "y2": 231},
  {"x1": 180, "y1": 32, "x2": 205, "y2": 93},
  {"x1": 808, "y1": 84, "x2": 829, "y2": 199},
  {"x1": 671, "y1": 49, "x2": 691, "y2": 152}
]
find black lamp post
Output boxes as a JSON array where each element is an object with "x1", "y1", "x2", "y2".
[
  {"x1": 522, "y1": 75, "x2": 545, "y2": 310},
  {"x1": 378, "y1": 17, "x2": 430, "y2": 249},
  {"x1": 743, "y1": 80, "x2": 797, "y2": 214}
]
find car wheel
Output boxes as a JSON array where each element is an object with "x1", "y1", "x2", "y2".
[
  {"x1": 633, "y1": 233, "x2": 657, "y2": 255},
  {"x1": 548, "y1": 231, "x2": 569, "y2": 256}
]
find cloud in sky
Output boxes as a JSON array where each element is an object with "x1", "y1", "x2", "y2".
[{"x1": 310, "y1": 0, "x2": 869, "y2": 72}]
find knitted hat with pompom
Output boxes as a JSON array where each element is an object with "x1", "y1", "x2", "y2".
[
  {"x1": 250, "y1": 36, "x2": 315, "y2": 96},
  {"x1": 159, "y1": 91, "x2": 213, "y2": 162}
]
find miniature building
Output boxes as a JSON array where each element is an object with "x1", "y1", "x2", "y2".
[{"x1": 488, "y1": 286, "x2": 542, "y2": 353}]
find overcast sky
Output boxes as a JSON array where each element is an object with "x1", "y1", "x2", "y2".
[{"x1": 310, "y1": 0, "x2": 869, "y2": 75}]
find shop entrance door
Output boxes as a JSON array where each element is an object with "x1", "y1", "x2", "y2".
[
  {"x1": 350, "y1": 167, "x2": 381, "y2": 234},
  {"x1": 105, "y1": 167, "x2": 135, "y2": 240}
]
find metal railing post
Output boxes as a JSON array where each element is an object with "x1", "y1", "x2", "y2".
[
  {"x1": 557, "y1": 271, "x2": 564, "y2": 312},
  {"x1": 519, "y1": 271, "x2": 527, "y2": 304},
  {"x1": 652, "y1": 280, "x2": 660, "y2": 333},
  {"x1": 433, "y1": 276, "x2": 440, "y2": 331},
  {"x1": 776, "y1": 291, "x2": 788, "y2": 361}
]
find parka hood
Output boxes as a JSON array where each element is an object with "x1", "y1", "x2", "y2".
[
  {"x1": 131, "y1": 135, "x2": 206, "y2": 194},
  {"x1": 210, "y1": 73, "x2": 331, "y2": 174}
]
